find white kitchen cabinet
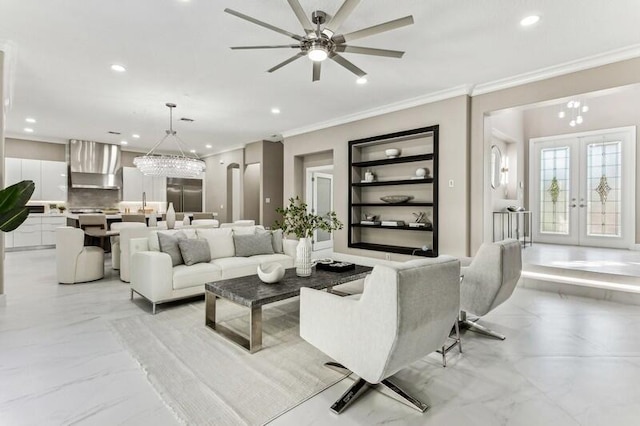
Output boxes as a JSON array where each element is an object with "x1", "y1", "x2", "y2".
[
  {"x1": 20, "y1": 159, "x2": 42, "y2": 200},
  {"x1": 5, "y1": 158, "x2": 22, "y2": 187},
  {"x1": 13, "y1": 216, "x2": 42, "y2": 247},
  {"x1": 4, "y1": 158, "x2": 67, "y2": 201},
  {"x1": 152, "y1": 176, "x2": 166, "y2": 202},
  {"x1": 123, "y1": 167, "x2": 166, "y2": 202},
  {"x1": 123, "y1": 167, "x2": 144, "y2": 201},
  {"x1": 41, "y1": 216, "x2": 66, "y2": 245},
  {"x1": 40, "y1": 160, "x2": 68, "y2": 201}
]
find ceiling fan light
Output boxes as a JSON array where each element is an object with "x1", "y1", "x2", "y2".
[{"x1": 308, "y1": 47, "x2": 328, "y2": 62}]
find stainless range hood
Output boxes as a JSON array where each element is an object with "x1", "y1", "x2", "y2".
[{"x1": 69, "y1": 139, "x2": 122, "y2": 189}]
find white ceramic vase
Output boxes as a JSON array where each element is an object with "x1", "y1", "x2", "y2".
[
  {"x1": 296, "y1": 237, "x2": 312, "y2": 277},
  {"x1": 166, "y1": 202, "x2": 176, "y2": 229},
  {"x1": 183, "y1": 215, "x2": 191, "y2": 226}
]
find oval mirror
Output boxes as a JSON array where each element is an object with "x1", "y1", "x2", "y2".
[{"x1": 490, "y1": 145, "x2": 502, "y2": 189}]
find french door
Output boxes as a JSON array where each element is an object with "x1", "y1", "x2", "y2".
[{"x1": 530, "y1": 127, "x2": 635, "y2": 248}]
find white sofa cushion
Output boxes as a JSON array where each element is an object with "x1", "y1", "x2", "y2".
[
  {"x1": 173, "y1": 263, "x2": 222, "y2": 290},
  {"x1": 212, "y1": 257, "x2": 260, "y2": 279},
  {"x1": 249, "y1": 253, "x2": 294, "y2": 269},
  {"x1": 197, "y1": 228, "x2": 235, "y2": 259}
]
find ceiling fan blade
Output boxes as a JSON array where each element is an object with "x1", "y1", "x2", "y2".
[
  {"x1": 231, "y1": 45, "x2": 300, "y2": 50},
  {"x1": 287, "y1": 0, "x2": 314, "y2": 34},
  {"x1": 333, "y1": 15, "x2": 414, "y2": 44},
  {"x1": 267, "y1": 52, "x2": 306, "y2": 73},
  {"x1": 312, "y1": 61, "x2": 321, "y2": 82},
  {"x1": 224, "y1": 8, "x2": 303, "y2": 41},
  {"x1": 329, "y1": 53, "x2": 367, "y2": 78},
  {"x1": 323, "y1": 0, "x2": 361, "y2": 37},
  {"x1": 335, "y1": 45, "x2": 405, "y2": 58}
]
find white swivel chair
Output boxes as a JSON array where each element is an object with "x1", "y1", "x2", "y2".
[
  {"x1": 110, "y1": 222, "x2": 147, "y2": 270},
  {"x1": 300, "y1": 256, "x2": 461, "y2": 413},
  {"x1": 56, "y1": 226, "x2": 104, "y2": 284},
  {"x1": 459, "y1": 239, "x2": 522, "y2": 340}
]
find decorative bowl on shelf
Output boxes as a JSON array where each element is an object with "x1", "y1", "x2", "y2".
[
  {"x1": 380, "y1": 195, "x2": 414, "y2": 204},
  {"x1": 257, "y1": 264, "x2": 285, "y2": 284},
  {"x1": 385, "y1": 148, "x2": 401, "y2": 158}
]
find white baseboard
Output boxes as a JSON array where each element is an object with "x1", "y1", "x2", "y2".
[
  {"x1": 0, "y1": 294, "x2": 6, "y2": 307},
  {"x1": 630, "y1": 244, "x2": 640, "y2": 251}
]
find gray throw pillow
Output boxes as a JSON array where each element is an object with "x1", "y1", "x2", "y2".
[
  {"x1": 233, "y1": 233, "x2": 274, "y2": 257},
  {"x1": 257, "y1": 228, "x2": 284, "y2": 253},
  {"x1": 178, "y1": 238, "x2": 211, "y2": 266},
  {"x1": 157, "y1": 231, "x2": 187, "y2": 266}
]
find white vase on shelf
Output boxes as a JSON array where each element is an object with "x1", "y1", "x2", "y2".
[
  {"x1": 296, "y1": 237, "x2": 312, "y2": 277},
  {"x1": 166, "y1": 202, "x2": 176, "y2": 229}
]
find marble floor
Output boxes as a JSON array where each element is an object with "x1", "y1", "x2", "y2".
[{"x1": 1, "y1": 249, "x2": 640, "y2": 425}]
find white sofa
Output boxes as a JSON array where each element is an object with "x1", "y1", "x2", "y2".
[{"x1": 129, "y1": 226, "x2": 297, "y2": 313}]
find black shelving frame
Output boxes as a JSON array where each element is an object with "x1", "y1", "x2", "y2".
[{"x1": 348, "y1": 125, "x2": 439, "y2": 257}]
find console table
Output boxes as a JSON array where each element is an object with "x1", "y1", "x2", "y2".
[{"x1": 492, "y1": 210, "x2": 532, "y2": 248}]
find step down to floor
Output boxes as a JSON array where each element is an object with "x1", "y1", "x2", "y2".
[{"x1": 521, "y1": 263, "x2": 640, "y2": 306}]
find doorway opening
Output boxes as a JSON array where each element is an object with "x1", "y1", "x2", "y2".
[
  {"x1": 306, "y1": 165, "x2": 334, "y2": 251},
  {"x1": 226, "y1": 163, "x2": 240, "y2": 222}
]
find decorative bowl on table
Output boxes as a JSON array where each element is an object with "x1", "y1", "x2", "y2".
[
  {"x1": 385, "y1": 148, "x2": 401, "y2": 158},
  {"x1": 257, "y1": 264, "x2": 285, "y2": 284},
  {"x1": 380, "y1": 195, "x2": 414, "y2": 204}
]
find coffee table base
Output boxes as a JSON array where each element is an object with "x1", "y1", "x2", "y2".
[{"x1": 205, "y1": 291, "x2": 263, "y2": 353}]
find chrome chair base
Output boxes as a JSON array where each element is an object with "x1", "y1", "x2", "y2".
[
  {"x1": 436, "y1": 320, "x2": 463, "y2": 367},
  {"x1": 458, "y1": 312, "x2": 506, "y2": 340},
  {"x1": 324, "y1": 363, "x2": 429, "y2": 414}
]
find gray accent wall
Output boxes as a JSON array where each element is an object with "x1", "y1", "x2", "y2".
[
  {"x1": 5, "y1": 138, "x2": 65, "y2": 161},
  {"x1": 284, "y1": 95, "x2": 470, "y2": 259}
]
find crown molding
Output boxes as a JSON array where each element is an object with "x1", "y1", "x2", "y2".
[
  {"x1": 472, "y1": 44, "x2": 640, "y2": 96},
  {"x1": 282, "y1": 85, "x2": 472, "y2": 138},
  {"x1": 4, "y1": 133, "x2": 67, "y2": 144}
]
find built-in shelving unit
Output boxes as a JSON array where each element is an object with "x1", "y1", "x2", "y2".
[{"x1": 348, "y1": 125, "x2": 439, "y2": 257}]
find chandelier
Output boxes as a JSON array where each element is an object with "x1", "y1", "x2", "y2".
[
  {"x1": 557, "y1": 99, "x2": 589, "y2": 127},
  {"x1": 133, "y1": 103, "x2": 206, "y2": 178}
]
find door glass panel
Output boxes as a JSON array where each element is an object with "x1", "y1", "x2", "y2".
[
  {"x1": 540, "y1": 147, "x2": 570, "y2": 234},
  {"x1": 315, "y1": 176, "x2": 332, "y2": 243},
  {"x1": 586, "y1": 141, "x2": 621, "y2": 237}
]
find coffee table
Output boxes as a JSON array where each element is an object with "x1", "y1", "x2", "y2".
[{"x1": 205, "y1": 265, "x2": 372, "y2": 353}]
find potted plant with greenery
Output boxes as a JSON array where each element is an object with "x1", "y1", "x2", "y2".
[
  {"x1": 274, "y1": 196, "x2": 343, "y2": 277},
  {"x1": 0, "y1": 181, "x2": 35, "y2": 232}
]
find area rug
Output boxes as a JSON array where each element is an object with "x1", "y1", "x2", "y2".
[{"x1": 110, "y1": 299, "x2": 346, "y2": 425}]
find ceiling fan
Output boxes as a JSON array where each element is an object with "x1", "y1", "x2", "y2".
[{"x1": 224, "y1": 0, "x2": 414, "y2": 82}]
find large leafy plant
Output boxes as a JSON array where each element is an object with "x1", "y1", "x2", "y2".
[
  {"x1": 0, "y1": 180, "x2": 35, "y2": 232},
  {"x1": 274, "y1": 196, "x2": 343, "y2": 239}
]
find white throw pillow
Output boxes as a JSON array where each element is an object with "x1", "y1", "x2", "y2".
[{"x1": 197, "y1": 228, "x2": 235, "y2": 259}]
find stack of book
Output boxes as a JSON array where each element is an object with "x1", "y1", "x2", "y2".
[
  {"x1": 381, "y1": 220, "x2": 405, "y2": 227},
  {"x1": 360, "y1": 220, "x2": 381, "y2": 225}
]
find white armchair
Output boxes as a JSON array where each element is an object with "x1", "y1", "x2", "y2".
[
  {"x1": 109, "y1": 222, "x2": 146, "y2": 270},
  {"x1": 459, "y1": 239, "x2": 522, "y2": 340},
  {"x1": 56, "y1": 226, "x2": 104, "y2": 284},
  {"x1": 300, "y1": 256, "x2": 461, "y2": 413}
]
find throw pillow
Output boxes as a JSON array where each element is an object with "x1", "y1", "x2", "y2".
[
  {"x1": 157, "y1": 231, "x2": 187, "y2": 266},
  {"x1": 196, "y1": 228, "x2": 235, "y2": 259},
  {"x1": 257, "y1": 228, "x2": 284, "y2": 253},
  {"x1": 178, "y1": 238, "x2": 211, "y2": 266},
  {"x1": 233, "y1": 233, "x2": 275, "y2": 257}
]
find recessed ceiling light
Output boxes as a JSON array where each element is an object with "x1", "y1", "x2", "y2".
[
  {"x1": 24, "y1": 128, "x2": 34, "y2": 133},
  {"x1": 110, "y1": 64, "x2": 126, "y2": 73},
  {"x1": 520, "y1": 15, "x2": 540, "y2": 27},
  {"x1": 206, "y1": 144, "x2": 212, "y2": 149},
  {"x1": 25, "y1": 117, "x2": 36, "y2": 123},
  {"x1": 356, "y1": 77, "x2": 368, "y2": 85},
  {"x1": 120, "y1": 140, "x2": 128, "y2": 145},
  {"x1": 132, "y1": 134, "x2": 140, "y2": 139},
  {"x1": 189, "y1": 149, "x2": 196, "y2": 154},
  {"x1": 271, "y1": 108, "x2": 281, "y2": 114}
]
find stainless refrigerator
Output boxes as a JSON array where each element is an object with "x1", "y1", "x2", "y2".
[{"x1": 166, "y1": 178, "x2": 203, "y2": 212}]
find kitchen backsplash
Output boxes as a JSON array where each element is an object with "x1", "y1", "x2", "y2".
[{"x1": 67, "y1": 188, "x2": 120, "y2": 208}]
